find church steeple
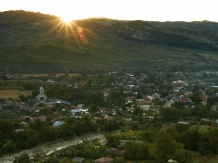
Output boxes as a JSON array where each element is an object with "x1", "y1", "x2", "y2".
[{"x1": 36, "y1": 87, "x2": 47, "y2": 103}]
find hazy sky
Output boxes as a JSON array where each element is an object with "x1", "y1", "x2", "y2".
[{"x1": 0, "y1": 0, "x2": 217, "y2": 22}]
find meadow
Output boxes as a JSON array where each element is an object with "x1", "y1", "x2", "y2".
[{"x1": 0, "y1": 90, "x2": 31, "y2": 99}]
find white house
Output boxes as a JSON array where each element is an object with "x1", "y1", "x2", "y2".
[
  {"x1": 53, "y1": 121, "x2": 65, "y2": 127},
  {"x1": 71, "y1": 109, "x2": 81, "y2": 117},
  {"x1": 137, "y1": 100, "x2": 152, "y2": 111}
]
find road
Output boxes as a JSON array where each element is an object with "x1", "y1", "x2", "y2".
[{"x1": 0, "y1": 133, "x2": 105, "y2": 163}]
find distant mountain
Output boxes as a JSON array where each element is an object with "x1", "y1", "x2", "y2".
[{"x1": 1, "y1": 10, "x2": 218, "y2": 73}]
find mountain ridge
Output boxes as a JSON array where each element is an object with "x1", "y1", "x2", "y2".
[{"x1": 1, "y1": 10, "x2": 218, "y2": 73}]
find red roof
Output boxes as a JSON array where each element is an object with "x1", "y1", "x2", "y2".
[
  {"x1": 137, "y1": 100, "x2": 152, "y2": 105},
  {"x1": 33, "y1": 115, "x2": 46, "y2": 121},
  {"x1": 108, "y1": 148, "x2": 125, "y2": 155},
  {"x1": 179, "y1": 97, "x2": 192, "y2": 103},
  {"x1": 95, "y1": 157, "x2": 114, "y2": 163},
  {"x1": 125, "y1": 96, "x2": 137, "y2": 100}
]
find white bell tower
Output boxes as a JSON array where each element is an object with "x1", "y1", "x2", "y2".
[{"x1": 36, "y1": 87, "x2": 47, "y2": 103}]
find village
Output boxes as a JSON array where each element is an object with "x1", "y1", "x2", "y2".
[{"x1": 1, "y1": 71, "x2": 218, "y2": 162}]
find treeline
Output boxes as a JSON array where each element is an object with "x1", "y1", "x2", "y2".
[{"x1": 105, "y1": 125, "x2": 218, "y2": 163}]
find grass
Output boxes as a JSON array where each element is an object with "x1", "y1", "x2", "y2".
[{"x1": 0, "y1": 90, "x2": 31, "y2": 99}]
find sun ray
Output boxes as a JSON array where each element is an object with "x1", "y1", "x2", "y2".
[
  {"x1": 64, "y1": 23, "x2": 70, "y2": 44},
  {"x1": 69, "y1": 24, "x2": 82, "y2": 50},
  {"x1": 46, "y1": 19, "x2": 63, "y2": 36},
  {"x1": 55, "y1": 22, "x2": 65, "y2": 38},
  {"x1": 83, "y1": 28, "x2": 98, "y2": 39}
]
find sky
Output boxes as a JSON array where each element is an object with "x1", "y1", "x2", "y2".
[{"x1": 0, "y1": 0, "x2": 218, "y2": 22}]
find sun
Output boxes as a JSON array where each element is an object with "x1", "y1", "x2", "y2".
[{"x1": 59, "y1": 15, "x2": 72, "y2": 24}]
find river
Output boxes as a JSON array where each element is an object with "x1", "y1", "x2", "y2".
[{"x1": 0, "y1": 133, "x2": 105, "y2": 163}]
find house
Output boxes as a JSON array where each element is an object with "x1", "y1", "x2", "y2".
[
  {"x1": 178, "y1": 121, "x2": 189, "y2": 125},
  {"x1": 48, "y1": 73, "x2": 59, "y2": 77},
  {"x1": 122, "y1": 117, "x2": 132, "y2": 123},
  {"x1": 179, "y1": 97, "x2": 192, "y2": 103},
  {"x1": 6, "y1": 73, "x2": 13, "y2": 78},
  {"x1": 14, "y1": 129, "x2": 25, "y2": 132},
  {"x1": 50, "y1": 112, "x2": 61, "y2": 119},
  {"x1": 108, "y1": 148, "x2": 124, "y2": 156},
  {"x1": 125, "y1": 96, "x2": 136, "y2": 103},
  {"x1": 20, "y1": 121, "x2": 28, "y2": 127},
  {"x1": 95, "y1": 156, "x2": 114, "y2": 163},
  {"x1": 152, "y1": 93, "x2": 161, "y2": 99},
  {"x1": 53, "y1": 121, "x2": 65, "y2": 127},
  {"x1": 196, "y1": 89, "x2": 205, "y2": 96},
  {"x1": 46, "y1": 79, "x2": 55, "y2": 84},
  {"x1": 77, "y1": 104, "x2": 85, "y2": 108},
  {"x1": 137, "y1": 100, "x2": 152, "y2": 111},
  {"x1": 128, "y1": 107, "x2": 135, "y2": 113},
  {"x1": 167, "y1": 159, "x2": 178, "y2": 162},
  {"x1": 71, "y1": 109, "x2": 81, "y2": 117},
  {"x1": 201, "y1": 95, "x2": 208, "y2": 103},
  {"x1": 142, "y1": 95, "x2": 153, "y2": 101},
  {"x1": 164, "y1": 100, "x2": 174, "y2": 108},
  {"x1": 78, "y1": 81, "x2": 87, "y2": 87},
  {"x1": 103, "y1": 92, "x2": 110, "y2": 97},
  {"x1": 73, "y1": 157, "x2": 85, "y2": 163},
  {"x1": 104, "y1": 116, "x2": 114, "y2": 121},
  {"x1": 184, "y1": 102, "x2": 195, "y2": 107},
  {"x1": 33, "y1": 115, "x2": 47, "y2": 122}
]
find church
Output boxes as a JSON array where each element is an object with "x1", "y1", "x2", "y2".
[{"x1": 36, "y1": 87, "x2": 47, "y2": 103}]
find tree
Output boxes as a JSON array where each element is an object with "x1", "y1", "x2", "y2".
[
  {"x1": 90, "y1": 104, "x2": 98, "y2": 112},
  {"x1": 150, "y1": 132, "x2": 184, "y2": 163},
  {"x1": 27, "y1": 129, "x2": 41, "y2": 147},
  {"x1": 159, "y1": 108, "x2": 182, "y2": 122},
  {"x1": 0, "y1": 119, "x2": 14, "y2": 137},
  {"x1": 191, "y1": 95, "x2": 202, "y2": 105},
  {"x1": 1, "y1": 140, "x2": 16, "y2": 153},
  {"x1": 18, "y1": 94, "x2": 27, "y2": 102},
  {"x1": 115, "y1": 157, "x2": 126, "y2": 163},
  {"x1": 14, "y1": 153, "x2": 31, "y2": 163},
  {"x1": 124, "y1": 141, "x2": 150, "y2": 160}
]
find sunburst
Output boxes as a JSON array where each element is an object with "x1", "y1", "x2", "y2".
[
  {"x1": 59, "y1": 15, "x2": 72, "y2": 25},
  {"x1": 41, "y1": 16, "x2": 98, "y2": 50}
]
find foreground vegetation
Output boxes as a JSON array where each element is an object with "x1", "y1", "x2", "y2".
[{"x1": 24, "y1": 123, "x2": 218, "y2": 163}]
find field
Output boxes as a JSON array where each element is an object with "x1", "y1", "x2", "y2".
[
  {"x1": 0, "y1": 90, "x2": 31, "y2": 99},
  {"x1": 23, "y1": 73, "x2": 80, "y2": 77}
]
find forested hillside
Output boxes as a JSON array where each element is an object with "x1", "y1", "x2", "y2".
[{"x1": 1, "y1": 11, "x2": 218, "y2": 73}]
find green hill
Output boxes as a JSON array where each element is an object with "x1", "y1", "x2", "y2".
[{"x1": 1, "y1": 10, "x2": 218, "y2": 73}]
